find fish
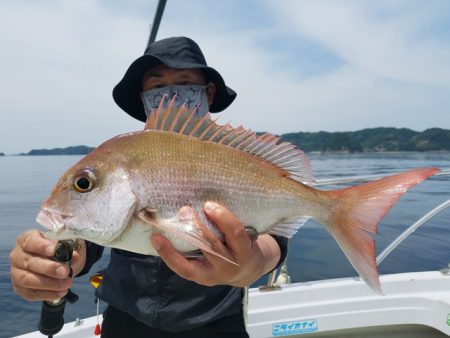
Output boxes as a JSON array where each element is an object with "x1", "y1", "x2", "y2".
[{"x1": 36, "y1": 96, "x2": 439, "y2": 293}]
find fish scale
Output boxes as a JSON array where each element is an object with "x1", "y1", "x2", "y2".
[{"x1": 124, "y1": 132, "x2": 303, "y2": 235}]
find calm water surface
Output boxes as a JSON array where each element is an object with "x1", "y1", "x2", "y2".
[{"x1": 0, "y1": 153, "x2": 449, "y2": 338}]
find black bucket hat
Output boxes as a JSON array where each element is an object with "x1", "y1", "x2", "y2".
[{"x1": 113, "y1": 36, "x2": 237, "y2": 122}]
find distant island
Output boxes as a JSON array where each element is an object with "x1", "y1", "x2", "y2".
[
  {"x1": 0, "y1": 152, "x2": 5, "y2": 156},
  {"x1": 14, "y1": 127, "x2": 450, "y2": 155},
  {"x1": 20, "y1": 145, "x2": 94, "y2": 156}
]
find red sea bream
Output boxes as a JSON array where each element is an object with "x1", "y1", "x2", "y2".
[{"x1": 36, "y1": 97, "x2": 439, "y2": 293}]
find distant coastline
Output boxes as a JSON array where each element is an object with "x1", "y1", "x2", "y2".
[
  {"x1": 281, "y1": 127, "x2": 450, "y2": 153},
  {"x1": 18, "y1": 145, "x2": 94, "y2": 156},
  {"x1": 3, "y1": 127, "x2": 450, "y2": 156}
]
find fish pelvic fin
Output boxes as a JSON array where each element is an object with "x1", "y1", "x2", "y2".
[
  {"x1": 323, "y1": 167, "x2": 440, "y2": 294},
  {"x1": 144, "y1": 95, "x2": 316, "y2": 185},
  {"x1": 137, "y1": 209, "x2": 238, "y2": 266}
]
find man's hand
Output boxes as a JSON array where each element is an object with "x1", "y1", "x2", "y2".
[
  {"x1": 9, "y1": 229, "x2": 87, "y2": 301},
  {"x1": 150, "y1": 202, "x2": 281, "y2": 287}
]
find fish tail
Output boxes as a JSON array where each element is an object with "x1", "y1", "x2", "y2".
[{"x1": 322, "y1": 167, "x2": 439, "y2": 294}]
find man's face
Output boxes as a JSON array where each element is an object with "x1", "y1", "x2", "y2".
[{"x1": 142, "y1": 64, "x2": 216, "y2": 106}]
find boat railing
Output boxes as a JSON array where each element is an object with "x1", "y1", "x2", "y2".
[{"x1": 260, "y1": 168, "x2": 450, "y2": 291}]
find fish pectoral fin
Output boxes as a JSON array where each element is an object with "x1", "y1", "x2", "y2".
[
  {"x1": 138, "y1": 209, "x2": 238, "y2": 266},
  {"x1": 268, "y1": 217, "x2": 311, "y2": 238}
]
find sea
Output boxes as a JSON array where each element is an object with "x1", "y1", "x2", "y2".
[{"x1": 0, "y1": 153, "x2": 449, "y2": 338}]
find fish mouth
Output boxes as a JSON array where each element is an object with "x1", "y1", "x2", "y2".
[{"x1": 36, "y1": 208, "x2": 74, "y2": 232}]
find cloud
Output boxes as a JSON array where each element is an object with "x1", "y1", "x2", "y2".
[
  {"x1": 222, "y1": 0, "x2": 450, "y2": 133},
  {"x1": 272, "y1": 1, "x2": 450, "y2": 85}
]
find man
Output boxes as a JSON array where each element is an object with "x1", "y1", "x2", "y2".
[{"x1": 10, "y1": 36, "x2": 288, "y2": 337}]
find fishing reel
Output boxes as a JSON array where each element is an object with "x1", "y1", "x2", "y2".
[{"x1": 37, "y1": 240, "x2": 80, "y2": 337}]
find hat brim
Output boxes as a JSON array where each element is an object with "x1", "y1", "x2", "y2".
[{"x1": 113, "y1": 55, "x2": 237, "y2": 122}]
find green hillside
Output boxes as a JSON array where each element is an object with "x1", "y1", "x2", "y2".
[{"x1": 281, "y1": 128, "x2": 450, "y2": 153}]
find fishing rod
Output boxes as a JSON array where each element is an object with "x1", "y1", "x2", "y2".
[{"x1": 146, "y1": 0, "x2": 167, "y2": 48}]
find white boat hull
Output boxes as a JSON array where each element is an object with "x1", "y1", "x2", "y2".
[
  {"x1": 247, "y1": 270, "x2": 450, "y2": 337},
  {"x1": 15, "y1": 270, "x2": 450, "y2": 338}
]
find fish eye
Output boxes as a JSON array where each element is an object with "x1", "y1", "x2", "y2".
[{"x1": 73, "y1": 169, "x2": 96, "y2": 193}]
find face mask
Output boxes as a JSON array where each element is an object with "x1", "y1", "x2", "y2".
[{"x1": 141, "y1": 85, "x2": 209, "y2": 118}]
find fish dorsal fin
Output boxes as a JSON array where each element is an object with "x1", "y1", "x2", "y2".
[{"x1": 145, "y1": 95, "x2": 315, "y2": 185}]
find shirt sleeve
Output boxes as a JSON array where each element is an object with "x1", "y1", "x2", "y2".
[
  {"x1": 76, "y1": 241, "x2": 105, "y2": 277},
  {"x1": 268, "y1": 234, "x2": 289, "y2": 272}
]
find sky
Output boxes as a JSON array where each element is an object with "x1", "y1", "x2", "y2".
[{"x1": 1, "y1": 0, "x2": 449, "y2": 154}]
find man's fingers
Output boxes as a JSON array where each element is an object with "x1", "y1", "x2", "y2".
[
  {"x1": 17, "y1": 229, "x2": 55, "y2": 257},
  {"x1": 10, "y1": 248, "x2": 70, "y2": 279},
  {"x1": 71, "y1": 243, "x2": 87, "y2": 277},
  {"x1": 151, "y1": 205, "x2": 256, "y2": 287},
  {"x1": 10, "y1": 265, "x2": 72, "y2": 291},
  {"x1": 13, "y1": 284, "x2": 68, "y2": 302},
  {"x1": 203, "y1": 202, "x2": 253, "y2": 257},
  {"x1": 180, "y1": 207, "x2": 226, "y2": 253}
]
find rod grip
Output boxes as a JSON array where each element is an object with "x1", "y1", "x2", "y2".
[{"x1": 37, "y1": 299, "x2": 66, "y2": 336}]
